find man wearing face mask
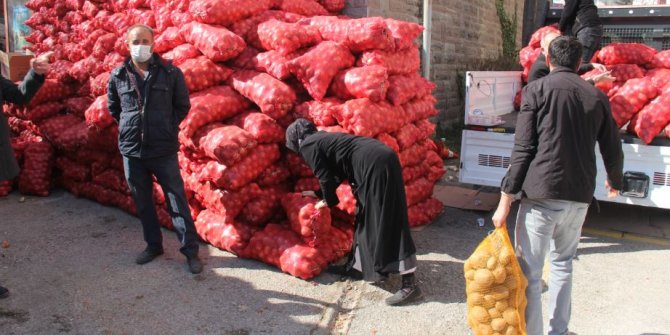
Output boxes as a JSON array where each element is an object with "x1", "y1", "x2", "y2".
[{"x1": 108, "y1": 25, "x2": 202, "y2": 274}]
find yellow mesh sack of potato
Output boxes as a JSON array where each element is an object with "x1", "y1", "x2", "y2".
[{"x1": 464, "y1": 226, "x2": 528, "y2": 335}]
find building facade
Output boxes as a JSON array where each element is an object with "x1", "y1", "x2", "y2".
[{"x1": 343, "y1": 0, "x2": 525, "y2": 125}]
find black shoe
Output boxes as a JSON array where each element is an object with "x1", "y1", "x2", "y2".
[
  {"x1": 327, "y1": 264, "x2": 362, "y2": 280},
  {"x1": 326, "y1": 264, "x2": 349, "y2": 275},
  {"x1": 385, "y1": 285, "x2": 423, "y2": 306},
  {"x1": 0, "y1": 286, "x2": 8, "y2": 299},
  {"x1": 186, "y1": 255, "x2": 203, "y2": 274},
  {"x1": 135, "y1": 247, "x2": 164, "y2": 265}
]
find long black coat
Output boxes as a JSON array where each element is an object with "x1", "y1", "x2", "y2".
[
  {"x1": 299, "y1": 132, "x2": 416, "y2": 281},
  {"x1": 0, "y1": 70, "x2": 45, "y2": 181}
]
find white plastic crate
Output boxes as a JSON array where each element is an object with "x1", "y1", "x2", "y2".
[{"x1": 464, "y1": 71, "x2": 522, "y2": 127}]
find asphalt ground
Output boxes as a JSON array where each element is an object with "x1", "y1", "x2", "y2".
[{"x1": 0, "y1": 190, "x2": 669, "y2": 335}]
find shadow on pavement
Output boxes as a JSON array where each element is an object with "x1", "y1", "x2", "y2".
[
  {"x1": 0, "y1": 191, "x2": 335, "y2": 334},
  {"x1": 406, "y1": 199, "x2": 669, "y2": 306},
  {"x1": 406, "y1": 208, "x2": 497, "y2": 305},
  {"x1": 575, "y1": 235, "x2": 668, "y2": 257},
  {"x1": 415, "y1": 259, "x2": 469, "y2": 304},
  {"x1": 125, "y1": 242, "x2": 335, "y2": 334}
]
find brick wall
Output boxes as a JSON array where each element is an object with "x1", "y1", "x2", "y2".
[
  {"x1": 343, "y1": 0, "x2": 525, "y2": 126},
  {"x1": 342, "y1": 0, "x2": 369, "y2": 18}
]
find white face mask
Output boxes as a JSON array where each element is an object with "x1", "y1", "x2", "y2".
[{"x1": 130, "y1": 45, "x2": 153, "y2": 63}]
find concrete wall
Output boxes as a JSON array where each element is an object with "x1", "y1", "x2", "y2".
[{"x1": 343, "y1": 0, "x2": 525, "y2": 126}]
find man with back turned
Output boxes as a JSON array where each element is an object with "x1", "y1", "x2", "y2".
[{"x1": 492, "y1": 36, "x2": 624, "y2": 335}]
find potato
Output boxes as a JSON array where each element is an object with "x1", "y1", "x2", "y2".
[
  {"x1": 489, "y1": 307, "x2": 502, "y2": 319},
  {"x1": 499, "y1": 248, "x2": 514, "y2": 265},
  {"x1": 503, "y1": 275, "x2": 517, "y2": 291},
  {"x1": 495, "y1": 300, "x2": 509, "y2": 312},
  {"x1": 471, "y1": 306, "x2": 491, "y2": 324},
  {"x1": 483, "y1": 294, "x2": 497, "y2": 309},
  {"x1": 507, "y1": 296, "x2": 519, "y2": 308},
  {"x1": 466, "y1": 281, "x2": 487, "y2": 294},
  {"x1": 465, "y1": 269, "x2": 476, "y2": 281},
  {"x1": 505, "y1": 326, "x2": 518, "y2": 335},
  {"x1": 474, "y1": 269, "x2": 495, "y2": 287},
  {"x1": 503, "y1": 308, "x2": 519, "y2": 326},
  {"x1": 470, "y1": 251, "x2": 490, "y2": 269},
  {"x1": 493, "y1": 266, "x2": 507, "y2": 284},
  {"x1": 490, "y1": 286, "x2": 510, "y2": 301},
  {"x1": 487, "y1": 256, "x2": 498, "y2": 270},
  {"x1": 468, "y1": 292, "x2": 484, "y2": 306},
  {"x1": 491, "y1": 318, "x2": 508, "y2": 332},
  {"x1": 478, "y1": 324, "x2": 493, "y2": 335},
  {"x1": 464, "y1": 260, "x2": 474, "y2": 272}
]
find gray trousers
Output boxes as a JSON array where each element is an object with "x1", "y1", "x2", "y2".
[{"x1": 515, "y1": 198, "x2": 589, "y2": 335}]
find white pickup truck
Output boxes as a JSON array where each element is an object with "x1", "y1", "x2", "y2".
[{"x1": 459, "y1": 71, "x2": 670, "y2": 209}]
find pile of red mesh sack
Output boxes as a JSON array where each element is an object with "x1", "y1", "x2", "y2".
[
  {"x1": 518, "y1": 25, "x2": 670, "y2": 144},
  {"x1": 8, "y1": 0, "x2": 446, "y2": 280}
]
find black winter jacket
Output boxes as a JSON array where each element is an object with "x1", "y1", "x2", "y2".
[
  {"x1": 501, "y1": 67, "x2": 624, "y2": 204},
  {"x1": 528, "y1": 53, "x2": 594, "y2": 84},
  {"x1": 559, "y1": 0, "x2": 602, "y2": 35},
  {"x1": 108, "y1": 54, "x2": 190, "y2": 158}
]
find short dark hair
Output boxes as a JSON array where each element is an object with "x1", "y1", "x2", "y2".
[{"x1": 548, "y1": 36, "x2": 583, "y2": 70}]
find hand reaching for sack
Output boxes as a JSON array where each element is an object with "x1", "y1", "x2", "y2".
[
  {"x1": 31, "y1": 51, "x2": 54, "y2": 75},
  {"x1": 314, "y1": 200, "x2": 328, "y2": 210}
]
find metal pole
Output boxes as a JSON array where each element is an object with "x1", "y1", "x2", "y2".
[{"x1": 422, "y1": 0, "x2": 432, "y2": 80}]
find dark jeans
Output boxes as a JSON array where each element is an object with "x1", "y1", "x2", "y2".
[
  {"x1": 577, "y1": 25, "x2": 603, "y2": 64},
  {"x1": 123, "y1": 154, "x2": 199, "y2": 257}
]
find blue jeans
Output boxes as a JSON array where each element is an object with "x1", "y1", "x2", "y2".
[
  {"x1": 123, "y1": 154, "x2": 199, "y2": 257},
  {"x1": 515, "y1": 198, "x2": 589, "y2": 335}
]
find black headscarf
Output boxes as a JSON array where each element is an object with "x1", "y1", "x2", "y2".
[{"x1": 285, "y1": 118, "x2": 317, "y2": 153}]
